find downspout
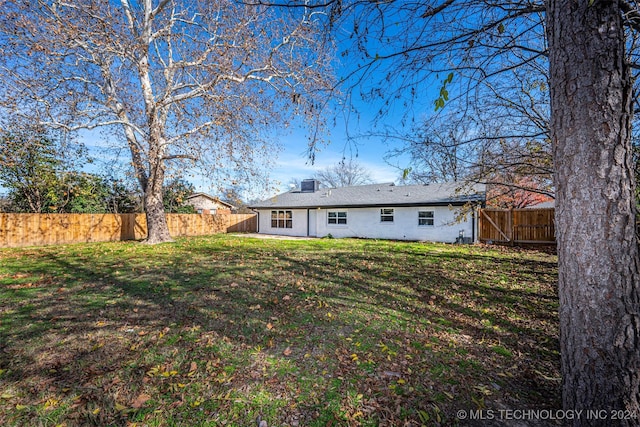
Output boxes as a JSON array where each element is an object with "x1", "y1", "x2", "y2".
[{"x1": 307, "y1": 209, "x2": 310, "y2": 237}]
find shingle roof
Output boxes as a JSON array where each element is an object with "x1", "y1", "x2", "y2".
[{"x1": 249, "y1": 182, "x2": 485, "y2": 209}]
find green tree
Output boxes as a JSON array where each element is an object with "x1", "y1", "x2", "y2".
[
  {"x1": 163, "y1": 179, "x2": 196, "y2": 214},
  {"x1": 63, "y1": 172, "x2": 111, "y2": 214},
  {"x1": 0, "y1": 125, "x2": 142, "y2": 213},
  {"x1": 105, "y1": 178, "x2": 141, "y2": 214},
  {"x1": 0, "y1": 126, "x2": 66, "y2": 213}
]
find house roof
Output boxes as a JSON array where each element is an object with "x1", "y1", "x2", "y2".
[
  {"x1": 185, "y1": 193, "x2": 236, "y2": 209},
  {"x1": 527, "y1": 200, "x2": 555, "y2": 209},
  {"x1": 249, "y1": 182, "x2": 486, "y2": 210}
]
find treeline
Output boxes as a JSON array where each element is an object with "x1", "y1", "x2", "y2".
[{"x1": 0, "y1": 127, "x2": 197, "y2": 214}]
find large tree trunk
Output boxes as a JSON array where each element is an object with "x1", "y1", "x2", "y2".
[
  {"x1": 547, "y1": 0, "x2": 640, "y2": 423},
  {"x1": 144, "y1": 187, "x2": 172, "y2": 244},
  {"x1": 142, "y1": 158, "x2": 173, "y2": 245}
]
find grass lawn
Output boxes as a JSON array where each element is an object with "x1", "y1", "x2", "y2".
[{"x1": 0, "y1": 235, "x2": 559, "y2": 426}]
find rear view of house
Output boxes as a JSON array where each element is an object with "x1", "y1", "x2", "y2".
[{"x1": 249, "y1": 181, "x2": 486, "y2": 243}]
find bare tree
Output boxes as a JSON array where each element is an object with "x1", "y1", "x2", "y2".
[
  {"x1": 314, "y1": 158, "x2": 373, "y2": 187},
  {"x1": 403, "y1": 66, "x2": 554, "y2": 198},
  {"x1": 317, "y1": 0, "x2": 640, "y2": 418},
  {"x1": 0, "y1": 0, "x2": 334, "y2": 243}
]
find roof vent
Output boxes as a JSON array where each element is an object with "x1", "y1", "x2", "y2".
[{"x1": 301, "y1": 179, "x2": 320, "y2": 193}]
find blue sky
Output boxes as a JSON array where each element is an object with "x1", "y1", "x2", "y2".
[
  {"x1": 69, "y1": 96, "x2": 417, "y2": 201},
  {"x1": 76, "y1": 112, "x2": 413, "y2": 201},
  {"x1": 266, "y1": 118, "x2": 411, "y2": 193},
  {"x1": 75, "y1": 60, "x2": 429, "y2": 200},
  {"x1": 0, "y1": 3, "x2": 442, "y2": 201}
]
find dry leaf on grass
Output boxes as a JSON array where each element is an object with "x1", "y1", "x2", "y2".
[{"x1": 131, "y1": 393, "x2": 151, "y2": 409}]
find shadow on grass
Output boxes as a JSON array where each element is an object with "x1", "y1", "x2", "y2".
[{"x1": 0, "y1": 237, "x2": 560, "y2": 426}]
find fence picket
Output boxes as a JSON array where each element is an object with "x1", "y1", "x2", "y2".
[
  {"x1": 479, "y1": 208, "x2": 555, "y2": 244},
  {"x1": 0, "y1": 213, "x2": 257, "y2": 248}
]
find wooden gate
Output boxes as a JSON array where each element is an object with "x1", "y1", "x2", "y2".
[{"x1": 479, "y1": 208, "x2": 555, "y2": 244}]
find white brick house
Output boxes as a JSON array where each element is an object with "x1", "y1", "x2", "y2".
[{"x1": 249, "y1": 181, "x2": 485, "y2": 243}]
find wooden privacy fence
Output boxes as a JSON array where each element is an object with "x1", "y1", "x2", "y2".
[
  {"x1": 0, "y1": 213, "x2": 257, "y2": 248},
  {"x1": 479, "y1": 208, "x2": 555, "y2": 245}
]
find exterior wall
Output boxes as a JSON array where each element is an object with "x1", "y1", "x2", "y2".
[
  {"x1": 257, "y1": 206, "x2": 476, "y2": 242},
  {"x1": 316, "y1": 206, "x2": 472, "y2": 242},
  {"x1": 257, "y1": 208, "x2": 309, "y2": 237},
  {"x1": 187, "y1": 196, "x2": 231, "y2": 213}
]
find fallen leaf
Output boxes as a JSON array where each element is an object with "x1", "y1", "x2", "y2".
[
  {"x1": 283, "y1": 347, "x2": 292, "y2": 356},
  {"x1": 266, "y1": 322, "x2": 273, "y2": 330},
  {"x1": 189, "y1": 361, "x2": 197, "y2": 372},
  {"x1": 44, "y1": 398, "x2": 58, "y2": 409},
  {"x1": 131, "y1": 394, "x2": 151, "y2": 409}
]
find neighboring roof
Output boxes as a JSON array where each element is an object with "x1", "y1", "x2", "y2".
[
  {"x1": 527, "y1": 200, "x2": 555, "y2": 209},
  {"x1": 185, "y1": 193, "x2": 236, "y2": 209},
  {"x1": 249, "y1": 182, "x2": 486, "y2": 209}
]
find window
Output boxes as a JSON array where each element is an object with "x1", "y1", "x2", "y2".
[
  {"x1": 418, "y1": 210, "x2": 434, "y2": 226},
  {"x1": 380, "y1": 208, "x2": 394, "y2": 222},
  {"x1": 271, "y1": 210, "x2": 292, "y2": 228},
  {"x1": 328, "y1": 211, "x2": 347, "y2": 225}
]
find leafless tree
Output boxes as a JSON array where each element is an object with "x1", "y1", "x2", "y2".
[
  {"x1": 398, "y1": 63, "x2": 554, "y2": 198},
  {"x1": 316, "y1": 0, "x2": 640, "y2": 418},
  {"x1": 0, "y1": 0, "x2": 335, "y2": 243},
  {"x1": 314, "y1": 158, "x2": 373, "y2": 187}
]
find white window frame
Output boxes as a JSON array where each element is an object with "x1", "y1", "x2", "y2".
[
  {"x1": 380, "y1": 208, "x2": 394, "y2": 223},
  {"x1": 418, "y1": 210, "x2": 435, "y2": 226},
  {"x1": 271, "y1": 210, "x2": 293, "y2": 229},
  {"x1": 327, "y1": 210, "x2": 348, "y2": 226}
]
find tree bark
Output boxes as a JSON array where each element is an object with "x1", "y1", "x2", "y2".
[
  {"x1": 143, "y1": 180, "x2": 172, "y2": 244},
  {"x1": 547, "y1": 0, "x2": 640, "y2": 423},
  {"x1": 142, "y1": 146, "x2": 172, "y2": 244}
]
